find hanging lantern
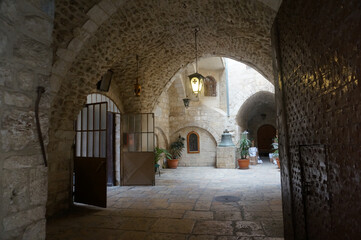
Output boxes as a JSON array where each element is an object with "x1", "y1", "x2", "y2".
[
  {"x1": 189, "y1": 72, "x2": 204, "y2": 95},
  {"x1": 134, "y1": 82, "x2": 141, "y2": 96},
  {"x1": 134, "y1": 55, "x2": 141, "y2": 97},
  {"x1": 188, "y1": 28, "x2": 204, "y2": 96},
  {"x1": 183, "y1": 97, "x2": 190, "y2": 108}
]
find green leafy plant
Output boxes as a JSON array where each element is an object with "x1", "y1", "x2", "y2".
[
  {"x1": 154, "y1": 147, "x2": 172, "y2": 165},
  {"x1": 169, "y1": 135, "x2": 185, "y2": 159},
  {"x1": 272, "y1": 137, "x2": 279, "y2": 158},
  {"x1": 239, "y1": 132, "x2": 251, "y2": 159}
]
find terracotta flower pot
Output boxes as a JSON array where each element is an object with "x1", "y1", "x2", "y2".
[
  {"x1": 167, "y1": 159, "x2": 179, "y2": 169},
  {"x1": 237, "y1": 158, "x2": 250, "y2": 169}
]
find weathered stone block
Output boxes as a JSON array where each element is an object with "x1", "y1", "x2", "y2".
[
  {"x1": 3, "y1": 206, "x2": 45, "y2": 231},
  {"x1": 1, "y1": 110, "x2": 35, "y2": 151},
  {"x1": 4, "y1": 92, "x2": 32, "y2": 108},
  {"x1": 4, "y1": 155, "x2": 43, "y2": 169},
  {"x1": 0, "y1": 0, "x2": 17, "y2": 24},
  {"x1": 30, "y1": 167, "x2": 48, "y2": 206},
  {"x1": 17, "y1": 71, "x2": 34, "y2": 91},
  {"x1": 216, "y1": 146, "x2": 236, "y2": 169},
  {"x1": 23, "y1": 219, "x2": 46, "y2": 240},
  {"x1": 14, "y1": 36, "x2": 51, "y2": 69},
  {"x1": 86, "y1": 5, "x2": 108, "y2": 26},
  {"x1": 24, "y1": 15, "x2": 52, "y2": 42},
  {"x1": 0, "y1": 62, "x2": 12, "y2": 86}
]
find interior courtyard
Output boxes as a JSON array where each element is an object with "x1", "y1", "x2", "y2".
[{"x1": 0, "y1": 0, "x2": 360, "y2": 239}]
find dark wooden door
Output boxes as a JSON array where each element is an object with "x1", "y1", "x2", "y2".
[
  {"x1": 74, "y1": 102, "x2": 108, "y2": 208},
  {"x1": 257, "y1": 124, "x2": 276, "y2": 154},
  {"x1": 300, "y1": 145, "x2": 331, "y2": 239}
]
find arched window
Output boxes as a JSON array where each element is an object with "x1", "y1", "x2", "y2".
[
  {"x1": 204, "y1": 76, "x2": 217, "y2": 97},
  {"x1": 187, "y1": 131, "x2": 200, "y2": 153}
]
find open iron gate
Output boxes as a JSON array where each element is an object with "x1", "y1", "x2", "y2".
[
  {"x1": 74, "y1": 102, "x2": 108, "y2": 207},
  {"x1": 121, "y1": 113, "x2": 155, "y2": 186}
]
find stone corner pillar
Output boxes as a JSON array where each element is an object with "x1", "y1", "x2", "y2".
[{"x1": 216, "y1": 146, "x2": 236, "y2": 168}]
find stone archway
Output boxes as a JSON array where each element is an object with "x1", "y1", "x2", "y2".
[
  {"x1": 236, "y1": 91, "x2": 276, "y2": 142},
  {"x1": 48, "y1": 0, "x2": 280, "y2": 216}
]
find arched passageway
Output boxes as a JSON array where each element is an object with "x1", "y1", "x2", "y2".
[
  {"x1": 47, "y1": 1, "x2": 279, "y2": 217},
  {"x1": 236, "y1": 91, "x2": 276, "y2": 143},
  {"x1": 2, "y1": 0, "x2": 361, "y2": 239}
]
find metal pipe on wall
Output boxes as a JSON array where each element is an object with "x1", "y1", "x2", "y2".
[{"x1": 225, "y1": 58, "x2": 230, "y2": 117}]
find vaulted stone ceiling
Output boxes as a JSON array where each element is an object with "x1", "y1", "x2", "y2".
[{"x1": 51, "y1": 0, "x2": 278, "y2": 128}]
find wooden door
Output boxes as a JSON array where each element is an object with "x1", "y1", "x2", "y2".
[
  {"x1": 300, "y1": 145, "x2": 331, "y2": 239},
  {"x1": 257, "y1": 124, "x2": 276, "y2": 154},
  {"x1": 121, "y1": 113, "x2": 155, "y2": 186},
  {"x1": 74, "y1": 102, "x2": 107, "y2": 207}
]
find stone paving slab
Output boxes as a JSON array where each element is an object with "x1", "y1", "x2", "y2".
[{"x1": 47, "y1": 162, "x2": 283, "y2": 239}]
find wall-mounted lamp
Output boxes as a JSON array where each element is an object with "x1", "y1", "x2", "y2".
[{"x1": 188, "y1": 28, "x2": 204, "y2": 96}]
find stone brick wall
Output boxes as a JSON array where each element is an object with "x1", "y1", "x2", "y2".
[
  {"x1": 0, "y1": 0, "x2": 54, "y2": 239},
  {"x1": 171, "y1": 127, "x2": 217, "y2": 167},
  {"x1": 273, "y1": 0, "x2": 361, "y2": 239}
]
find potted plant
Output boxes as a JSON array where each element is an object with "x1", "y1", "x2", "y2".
[
  {"x1": 167, "y1": 135, "x2": 185, "y2": 169},
  {"x1": 154, "y1": 147, "x2": 171, "y2": 172},
  {"x1": 272, "y1": 137, "x2": 280, "y2": 168},
  {"x1": 237, "y1": 131, "x2": 252, "y2": 169}
]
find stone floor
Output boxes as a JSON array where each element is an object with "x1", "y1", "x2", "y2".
[{"x1": 47, "y1": 161, "x2": 283, "y2": 240}]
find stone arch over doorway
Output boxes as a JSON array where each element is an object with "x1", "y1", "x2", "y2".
[
  {"x1": 236, "y1": 91, "x2": 276, "y2": 142},
  {"x1": 170, "y1": 124, "x2": 219, "y2": 145}
]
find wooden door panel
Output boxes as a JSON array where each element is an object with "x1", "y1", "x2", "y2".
[
  {"x1": 123, "y1": 152, "x2": 154, "y2": 185},
  {"x1": 74, "y1": 157, "x2": 106, "y2": 207},
  {"x1": 257, "y1": 124, "x2": 276, "y2": 153}
]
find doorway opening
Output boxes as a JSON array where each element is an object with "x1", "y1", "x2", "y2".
[{"x1": 257, "y1": 124, "x2": 277, "y2": 157}]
